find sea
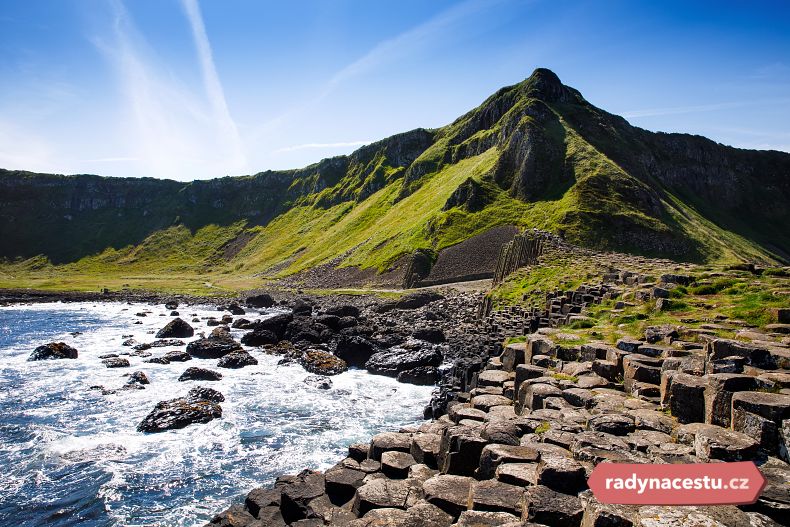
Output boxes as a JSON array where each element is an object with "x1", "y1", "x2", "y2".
[{"x1": 0, "y1": 302, "x2": 433, "y2": 526}]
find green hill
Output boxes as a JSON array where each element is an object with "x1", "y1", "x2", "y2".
[{"x1": 1, "y1": 68, "x2": 788, "y2": 293}]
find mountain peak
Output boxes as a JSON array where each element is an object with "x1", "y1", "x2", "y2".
[{"x1": 523, "y1": 67, "x2": 574, "y2": 103}]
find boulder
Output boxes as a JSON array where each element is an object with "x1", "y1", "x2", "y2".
[
  {"x1": 411, "y1": 433, "x2": 442, "y2": 468},
  {"x1": 227, "y1": 303, "x2": 245, "y2": 315},
  {"x1": 395, "y1": 291, "x2": 444, "y2": 310},
  {"x1": 324, "y1": 304, "x2": 360, "y2": 318},
  {"x1": 291, "y1": 299, "x2": 313, "y2": 316},
  {"x1": 253, "y1": 313, "x2": 294, "y2": 339},
  {"x1": 495, "y1": 463, "x2": 537, "y2": 486},
  {"x1": 299, "y1": 350, "x2": 347, "y2": 375},
  {"x1": 137, "y1": 397, "x2": 221, "y2": 432},
  {"x1": 412, "y1": 328, "x2": 446, "y2": 343},
  {"x1": 178, "y1": 367, "x2": 223, "y2": 382},
  {"x1": 241, "y1": 328, "x2": 279, "y2": 346},
  {"x1": 186, "y1": 337, "x2": 243, "y2": 359},
  {"x1": 163, "y1": 349, "x2": 192, "y2": 362},
  {"x1": 303, "y1": 375, "x2": 332, "y2": 390},
  {"x1": 217, "y1": 350, "x2": 258, "y2": 369},
  {"x1": 244, "y1": 487, "x2": 281, "y2": 519},
  {"x1": 365, "y1": 345, "x2": 442, "y2": 377},
  {"x1": 187, "y1": 386, "x2": 225, "y2": 403},
  {"x1": 335, "y1": 336, "x2": 377, "y2": 367},
  {"x1": 501, "y1": 342, "x2": 527, "y2": 371},
  {"x1": 397, "y1": 366, "x2": 439, "y2": 385},
  {"x1": 246, "y1": 293, "x2": 275, "y2": 308},
  {"x1": 516, "y1": 383, "x2": 562, "y2": 414},
  {"x1": 155, "y1": 317, "x2": 194, "y2": 339},
  {"x1": 126, "y1": 371, "x2": 150, "y2": 385},
  {"x1": 28, "y1": 342, "x2": 78, "y2": 361},
  {"x1": 103, "y1": 357, "x2": 130, "y2": 368}
]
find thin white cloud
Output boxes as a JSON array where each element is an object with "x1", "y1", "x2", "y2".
[
  {"x1": 273, "y1": 141, "x2": 372, "y2": 153},
  {"x1": 180, "y1": 0, "x2": 246, "y2": 172},
  {"x1": 622, "y1": 98, "x2": 790, "y2": 118},
  {"x1": 92, "y1": 0, "x2": 247, "y2": 180},
  {"x1": 82, "y1": 156, "x2": 139, "y2": 163}
]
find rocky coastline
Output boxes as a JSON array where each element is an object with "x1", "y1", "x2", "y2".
[{"x1": 7, "y1": 257, "x2": 790, "y2": 527}]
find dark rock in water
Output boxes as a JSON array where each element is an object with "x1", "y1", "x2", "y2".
[
  {"x1": 145, "y1": 356, "x2": 170, "y2": 365},
  {"x1": 179, "y1": 367, "x2": 223, "y2": 381},
  {"x1": 99, "y1": 353, "x2": 119, "y2": 359},
  {"x1": 187, "y1": 386, "x2": 225, "y2": 403},
  {"x1": 206, "y1": 318, "x2": 220, "y2": 327},
  {"x1": 103, "y1": 357, "x2": 130, "y2": 368},
  {"x1": 299, "y1": 350, "x2": 348, "y2": 376},
  {"x1": 241, "y1": 328, "x2": 279, "y2": 346},
  {"x1": 284, "y1": 317, "x2": 327, "y2": 344},
  {"x1": 253, "y1": 313, "x2": 294, "y2": 339},
  {"x1": 122, "y1": 338, "x2": 137, "y2": 347},
  {"x1": 155, "y1": 317, "x2": 194, "y2": 339},
  {"x1": 217, "y1": 350, "x2": 258, "y2": 369},
  {"x1": 324, "y1": 304, "x2": 360, "y2": 318},
  {"x1": 303, "y1": 375, "x2": 332, "y2": 389},
  {"x1": 291, "y1": 298, "x2": 313, "y2": 316},
  {"x1": 127, "y1": 371, "x2": 150, "y2": 385},
  {"x1": 335, "y1": 336, "x2": 377, "y2": 367},
  {"x1": 397, "y1": 366, "x2": 439, "y2": 385},
  {"x1": 170, "y1": 311, "x2": 179, "y2": 316},
  {"x1": 163, "y1": 349, "x2": 191, "y2": 362},
  {"x1": 210, "y1": 326, "x2": 231, "y2": 339},
  {"x1": 137, "y1": 397, "x2": 222, "y2": 433},
  {"x1": 228, "y1": 302, "x2": 246, "y2": 315},
  {"x1": 186, "y1": 337, "x2": 243, "y2": 359},
  {"x1": 28, "y1": 342, "x2": 78, "y2": 361},
  {"x1": 412, "y1": 327, "x2": 446, "y2": 343},
  {"x1": 246, "y1": 293, "x2": 275, "y2": 308},
  {"x1": 134, "y1": 339, "x2": 185, "y2": 351},
  {"x1": 221, "y1": 315, "x2": 233, "y2": 325},
  {"x1": 365, "y1": 343, "x2": 443, "y2": 377},
  {"x1": 165, "y1": 301, "x2": 179, "y2": 310},
  {"x1": 231, "y1": 318, "x2": 255, "y2": 329}
]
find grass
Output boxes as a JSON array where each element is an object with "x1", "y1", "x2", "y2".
[{"x1": 1, "y1": 70, "x2": 786, "y2": 294}]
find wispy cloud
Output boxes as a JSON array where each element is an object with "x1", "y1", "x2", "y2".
[
  {"x1": 180, "y1": 0, "x2": 246, "y2": 172},
  {"x1": 273, "y1": 141, "x2": 372, "y2": 153},
  {"x1": 82, "y1": 156, "x2": 139, "y2": 163},
  {"x1": 621, "y1": 98, "x2": 790, "y2": 118},
  {"x1": 93, "y1": 0, "x2": 246, "y2": 180}
]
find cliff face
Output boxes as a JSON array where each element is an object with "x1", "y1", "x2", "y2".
[{"x1": 1, "y1": 68, "x2": 788, "y2": 274}]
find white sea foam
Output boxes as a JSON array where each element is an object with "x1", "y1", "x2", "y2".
[{"x1": 0, "y1": 302, "x2": 433, "y2": 526}]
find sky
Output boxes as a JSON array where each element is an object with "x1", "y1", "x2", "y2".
[{"x1": 0, "y1": 0, "x2": 788, "y2": 181}]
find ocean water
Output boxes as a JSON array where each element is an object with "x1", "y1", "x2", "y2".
[{"x1": 0, "y1": 302, "x2": 433, "y2": 527}]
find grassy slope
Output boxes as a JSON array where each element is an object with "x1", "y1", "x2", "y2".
[{"x1": 1, "y1": 76, "x2": 785, "y2": 294}]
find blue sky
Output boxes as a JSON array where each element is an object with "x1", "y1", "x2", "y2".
[{"x1": 0, "y1": 0, "x2": 788, "y2": 180}]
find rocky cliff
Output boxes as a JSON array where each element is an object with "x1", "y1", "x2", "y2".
[{"x1": 1, "y1": 68, "x2": 788, "y2": 285}]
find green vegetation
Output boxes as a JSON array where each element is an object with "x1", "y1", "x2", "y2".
[{"x1": 1, "y1": 68, "x2": 788, "y2": 294}]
